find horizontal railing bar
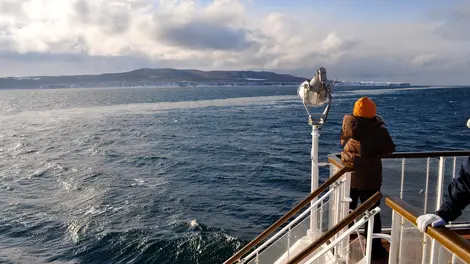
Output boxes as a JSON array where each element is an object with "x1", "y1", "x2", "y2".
[
  {"x1": 386, "y1": 197, "x2": 470, "y2": 263},
  {"x1": 383, "y1": 151, "x2": 470, "y2": 159},
  {"x1": 223, "y1": 166, "x2": 353, "y2": 264},
  {"x1": 286, "y1": 191, "x2": 383, "y2": 264},
  {"x1": 329, "y1": 150, "x2": 470, "y2": 161},
  {"x1": 328, "y1": 150, "x2": 470, "y2": 169}
]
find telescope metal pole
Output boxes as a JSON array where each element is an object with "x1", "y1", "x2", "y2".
[{"x1": 309, "y1": 118, "x2": 320, "y2": 240}]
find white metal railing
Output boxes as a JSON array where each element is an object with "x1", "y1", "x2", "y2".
[
  {"x1": 224, "y1": 167, "x2": 354, "y2": 264},
  {"x1": 227, "y1": 151, "x2": 470, "y2": 264},
  {"x1": 389, "y1": 153, "x2": 470, "y2": 225},
  {"x1": 328, "y1": 151, "x2": 470, "y2": 224},
  {"x1": 242, "y1": 178, "x2": 347, "y2": 264},
  {"x1": 328, "y1": 166, "x2": 352, "y2": 258},
  {"x1": 284, "y1": 192, "x2": 383, "y2": 264},
  {"x1": 386, "y1": 197, "x2": 470, "y2": 264},
  {"x1": 305, "y1": 207, "x2": 381, "y2": 264}
]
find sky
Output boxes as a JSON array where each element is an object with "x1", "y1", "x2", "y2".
[{"x1": 0, "y1": 0, "x2": 470, "y2": 85}]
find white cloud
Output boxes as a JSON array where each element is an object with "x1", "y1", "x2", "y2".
[
  {"x1": 432, "y1": 1, "x2": 470, "y2": 42},
  {"x1": 410, "y1": 54, "x2": 443, "y2": 67},
  {"x1": 0, "y1": 0, "x2": 469, "y2": 84}
]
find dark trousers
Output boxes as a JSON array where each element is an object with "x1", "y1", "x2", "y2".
[{"x1": 349, "y1": 188, "x2": 384, "y2": 251}]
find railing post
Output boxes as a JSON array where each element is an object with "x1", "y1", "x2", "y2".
[
  {"x1": 421, "y1": 234, "x2": 431, "y2": 264},
  {"x1": 400, "y1": 158, "x2": 406, "y2": 199},
  {"x1": 430, "y1": 240, "x2": 439, "y2": 264},
  {"x1": 424, "y1": 157, "x2": 431, "y2": 213},
  {"x1": 388, "y1": 211, "x2": 400, "y2": 264},
  {"x1": 453, "y1": 157, "x2": 457, "y2": 179},
  {"x1": 329, "y1": 165, "x2": 338, "y2": 230},
  {"x1": 450, "y1": 157, "x2": 457, "y2": 227},
  {"x1": 339, "y1": 172, "x2": 352, "y2": 260},
  {"x1": 436, "y1": 157, "x2": 446, "y2": 212},
  {"x1": 334, "y1": 179, "x2": 342, "y2": 255},
  {"x1": 421, "y1": 158, "x2": 433, "y2": 263},
  {"x1": 431, "y1": 157, "x2": 446, "y2": 264},
  {"x1": 287, "y1": 226, "x2": 291, "y2": 261},
  {"x1": 365, "y1": 212, "x2": 375, "y2": 264},
  {"x1": 319, "y1": 200, "x2": 324, "y2": 235},
  {"x1": 398, "y1": 214, "x2": 406, "y2": 263}
]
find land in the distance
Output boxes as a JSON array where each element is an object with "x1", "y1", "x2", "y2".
[{"x1": 0, "y1": 68, "x2": 411, "y2": 89}]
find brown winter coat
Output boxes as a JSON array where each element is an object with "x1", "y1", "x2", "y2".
[{"x1": 340, "y1": 114, "x2": 396, "y2": 190}]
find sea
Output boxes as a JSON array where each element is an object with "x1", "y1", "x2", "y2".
[{"x1": 0, "y1": 85, "x2": 469, "y2": 264}]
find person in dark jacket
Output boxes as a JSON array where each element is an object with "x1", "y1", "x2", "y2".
[
  {"x1": 416, "y1": 118, "x2": 470, "y2": 232},
  {"x1": 340, "y1": 96, "x2": 396, "y2": 259}
]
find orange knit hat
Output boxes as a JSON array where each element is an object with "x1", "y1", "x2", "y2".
[{"x1": 353, "y1": 97, "x2": 376, "y2": 118}]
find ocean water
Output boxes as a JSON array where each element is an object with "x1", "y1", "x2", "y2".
[{"x1": 0, "y1": 85, "x2": 469, "y2": 263}]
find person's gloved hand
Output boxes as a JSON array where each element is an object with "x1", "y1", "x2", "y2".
[{"x1": 416, "y1": 214, "x2": 446, "y2": 232}]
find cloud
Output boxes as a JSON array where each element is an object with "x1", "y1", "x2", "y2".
[
  {"x1": 433, "y1": 1, "x2": 470, "y2": 41},
  {"x1": 73, "y1": 0, "x2": 131, "y2": 35},
  {"x1": 0, "y1": 0, "x2": 25, "y2": 15},
  {"x1": 410, "y1": 54, "x2": 443, "y2": 67},
  {"x1": 0, "y1": 0, "x2": 469, "y2": 84},
  {"x1": 154, "y1": 21, "x2": 253, "y2": 51},
  {"x1": 321, "y1": 33, "x2": 358, "y2": 53}
]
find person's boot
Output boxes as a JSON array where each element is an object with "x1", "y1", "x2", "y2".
[
  {"x1": 372, "y1": 246, "x2": 387, "y2": 259},
  {"x1": 371, "y1": 239, "x2": 387, "y2": 259}
]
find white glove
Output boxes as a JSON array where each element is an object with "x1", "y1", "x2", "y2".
[{"x1": 416, "y1": 214, "x2": 446, "y2": 232}]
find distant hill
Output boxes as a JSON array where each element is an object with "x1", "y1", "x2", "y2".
[{"x1": 0, "y1": 68, "x2": 306, "y2": 89}]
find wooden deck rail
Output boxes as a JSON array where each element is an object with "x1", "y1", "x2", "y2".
[
  {"x1": 386, "y1": 197, "x2": 470, "y2": 263},
  {"x1": 223, "y1": 166, "x2": 354, "y2": 264}
]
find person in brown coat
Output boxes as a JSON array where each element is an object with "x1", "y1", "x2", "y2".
[{"x1": 340, "y1": 96, "x2": 396, "y2": 259}]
